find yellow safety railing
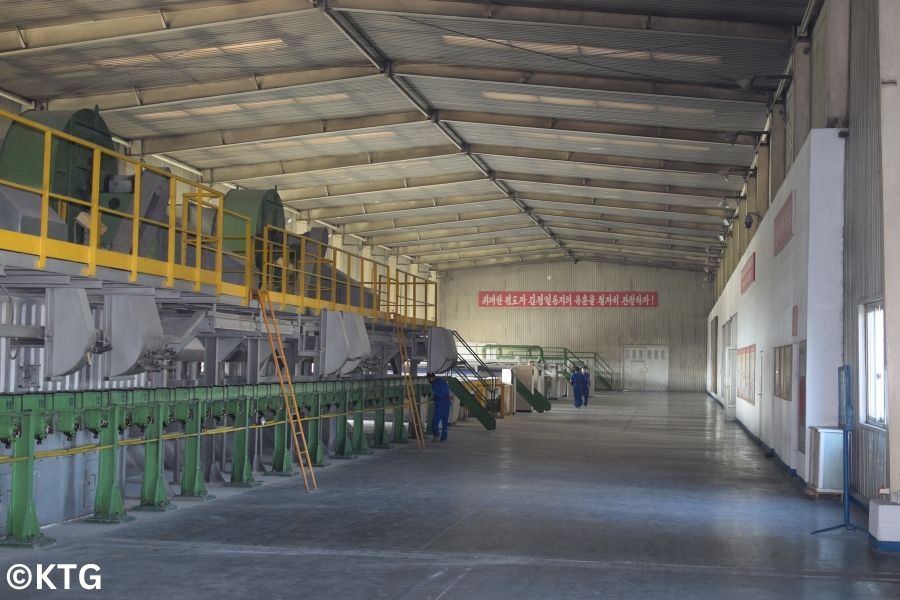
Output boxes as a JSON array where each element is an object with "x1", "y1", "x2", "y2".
[
  {"x1": 0, "y1": 108, "x2": 253, "y2": 300},
  {"x1": 0, "y1": 108, "x2": 437, "y2": 325},
  {"x1": 261, "y1": 225, "x2": 437, "y2": 326}
]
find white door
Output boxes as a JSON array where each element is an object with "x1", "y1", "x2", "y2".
[
  {"x1": 623, "y1": 346, "x2": 669, "y2": 391},
  {"x1": 724, "y1": 347, "x2": 737, "y2": 421}
]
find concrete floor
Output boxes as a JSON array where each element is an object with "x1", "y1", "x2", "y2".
[{"x1": 3, "y1": 392, "x2": 900, "y2": 599}]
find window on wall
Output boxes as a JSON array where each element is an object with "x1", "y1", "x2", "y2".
[
  {"x1": 862, "y1": 302, "x2": 886, "y2": 425},
  {"x1": 774, "y1": 344, "x2": 793, "y2": 401}
]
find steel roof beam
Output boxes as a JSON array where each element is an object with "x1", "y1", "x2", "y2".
[
  {"x1": 539, "y1": 216, "x2": 721, "y2": 239},
  {"x1": 396, "y1": 64, "x2": 768, "y2": 104},
  {"x1": 414, "y1": 241, "x2": 563, "y2": 262},
  {"x1": 441, "y1": 110, "x2": 758, "y2": 147},
  {"x1": 518, "y1": 192, "x2": 730, "y2": 219},
  {"x1": 397, "y1": 234, "x2": 552, "y2": 255},
  {"x1": 499, "y1": 171, "x2": 736, "y2": 199},
  {"x1": 279, "y1": 172, "x2": 484, "y2": 202},
  {"x1": 138, "y1": 111, "x2": 425, "y2": 154},
  {"x1": 47, "y1": 66, "x2": 380, "y2": 111},
  {"x1": 471, "y1": 144, "x2": 748, "y2": 174},
  {"x1": 550, "y1": 229, "x2": 717, "y2": 252},
  {"x1": 341, "y1": 211, "x2": 532, "y2": 235},
  {"x1": 206, "y1": 144, "x2": 458, "y2": 182},
  {"x1": 299, "y1": 193, "x2": 506, "y2": 220},
  {"x1": 327, "y1": 0, "x2": 793, "y2": 41},
  {"x1": 535, "y1": 208, "x2": 721, "y2": 233},
  {"x1": 429, "y1": 248, "x2": 704, "y2": 271},
  {"x1": 369, "y1": 224, "x2": 539, "y2": 246}
]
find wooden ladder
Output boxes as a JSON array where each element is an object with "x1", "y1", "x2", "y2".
[
  {"x1": 392, "y1": 314, "x2": 426, "y2": 449},
  {"x1": 256, "y1": 290, "x2": 317, "y2": 492}
]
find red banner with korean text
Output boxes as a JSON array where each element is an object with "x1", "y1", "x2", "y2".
[{"x1": 478, "y1": 291, "x2": 658, "y2": 308}]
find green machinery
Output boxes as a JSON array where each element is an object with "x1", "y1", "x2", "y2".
[{"x1": 0, "y1": 378, "x2": 434, "y2": 547}]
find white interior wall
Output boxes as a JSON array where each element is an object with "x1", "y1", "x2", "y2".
[
  {"x1": 438, "y1": 261, "x2": 713, "y2": 391},
  {"x1": 707, "y1": 129, "x2": 845, "y2": 481}
]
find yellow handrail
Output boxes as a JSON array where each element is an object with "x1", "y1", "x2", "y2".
[{"x1": 0, "y1": 108, "x2": 438, "y2": 325}]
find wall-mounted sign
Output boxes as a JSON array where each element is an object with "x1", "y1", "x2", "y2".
[
  {"x1": 774, "y1": 191, "x2": 795, "y2": 256},
  {"x1": 740, "y1": 252, "x2": 756, "y2": 294},
  {"x1": 478, "y1": 291, "x2": 658, "y2": 308},
  {"x1": 737, "y1": 344, "x2": 756, "y2": 404}
]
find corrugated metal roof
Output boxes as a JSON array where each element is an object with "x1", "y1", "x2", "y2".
[
  {"x1": 102, "y1": 76, "x2": 409, "y2": 138},
  {"x1": 0, "y1": 11, "x2": 363, "y2": 98},
  {"x1": 406, "y1": 75, "x2": 768, "y2": 132},
  {"x1": 354, "y1": 13, "x2": 790, "y2": 86},
  {"x1": 448, "y1": 120, "x2": 755, "y2": 166},
  {"x1": 168, "y1": 122, "x2": 446, "y2": 168},
  {"x1": 484, "y1": 154, "x2": 744, "y2": 192},
  {"x1": 496, "y1": 1, "x2": 809, "y2": 25},
  {"x1": 231, "y1": 153, "x2": 478, "y2": 188}
]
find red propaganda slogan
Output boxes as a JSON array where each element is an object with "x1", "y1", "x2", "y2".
[
  {"x1": 741, "y1": 253, "x2": 756, "y2": 294},
  {"x1": 774, "y1": 191, "x2": 794, "y2": 256},
  {"x1": 478, "y1": 291, "x2": 658, "y2": 308}
]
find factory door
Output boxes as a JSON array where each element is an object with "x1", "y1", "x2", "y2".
[{"x1": 622, "y1": 346, "x2": 669, "y2": 391}]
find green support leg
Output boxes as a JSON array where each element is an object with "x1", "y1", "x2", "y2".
[
  {"x1": 372, "y1": 403, "x2": 391, "y2": 449},
  {"x1": 226, "y1": 397, "x2": 260, "y2": 487},
  {"x1": 392, "y1": 402, "x2": 409, "y2": 444},
  {"x1": 351, "y1": 395, "x2": 372, "y2": 455},
  {"x1": 271, "y1": 404, "x2": 294, "y2": 476},
  {"x1": 332, "y1": 392, "x2": 356, "y2": 459},
  {"x1": 87, "y1": 407, "x2": 134, "y2": 523},
  {"x1": 179, "y1": 400, "x2": 212, "y2": 499},
  {"x1": 135, "y1": 403, "x2": 175, "y2": 511},
  {"x1": 1, "y1": 412, "x2": 53, "y2": 547},
  {"x1": 306, "y1": 395, "x2": 328, "y2": 467}
]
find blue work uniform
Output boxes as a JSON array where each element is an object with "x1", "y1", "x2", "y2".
[
  {"x1": 430, "y1": 378, "x2": 451, "y2": 440},
  {"x1": 582, "y1": 372, "x2": 591, "y2": 406},
  {"x1": 571, "y1": 371, "x2": 584, "y2": 408}
]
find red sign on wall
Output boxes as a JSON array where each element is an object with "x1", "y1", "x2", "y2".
[
  {"x1": 478, "y1": 291, "x2": 658, "y2": 308},
  {"x1": 741, "y1": 252, "x2": 756, "y2": 294},
  {"x1": 774, "y1": 191, "x2": 795, "y2": 256}
]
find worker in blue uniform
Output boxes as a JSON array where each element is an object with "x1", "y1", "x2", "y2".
[
  {"x1": 427, "y1": 372, "x2": 451, "y2": 442},
  {"x1": 582, "y1": 369, "x2": 591, "y2": 407},
  {"x1": 571, "y1": 366, "x2": 584, "y2": 408}
]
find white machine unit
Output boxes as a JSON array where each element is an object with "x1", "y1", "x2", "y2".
[{"x1": 808, "y1": 426, "x2": 843, "y2": 493}]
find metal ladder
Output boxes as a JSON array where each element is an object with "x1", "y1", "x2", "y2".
[
  {"x1": 256, "y1": 290, "x2": 317, "y2": 492},
  {"x1": 392, "y1": 314, "x2": 426, "y2": 449}
]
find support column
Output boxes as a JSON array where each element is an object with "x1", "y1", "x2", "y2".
[
  {"x1": 226, "y1": 396, "x2": 260, "y2": 487},
  {"x1": 793, "y1": 41, "x2": 812, "y2": 159},
  {"x1": 136, "y1": 402, "x2": 175, "y2": 511},
  {"x1": 350, "y1": 389, "x2": 372, "y2": 455},
  {"x1": 306, "y1": 390, "x2": 328, "y2": 467},
  {"x1": 873, "y1": 0, "x2": 900, "y2": 550},
  {"x1": 769, "y1": 103, "x2": 787, "y2": 202},
  {"x1": 372, "y1": 386, "x2": 391, "y2": 449},
  {"x1": 178, "y1": 390, "x2": 210, "y2": 499},
  {"x1": 88, "y1": 404, "x2": 132, "y2": 522},
  {"x1": 332, "y1": 389, "x2": 355, "y2": 459},
  {"x1": 745, "y1": 176, "x2": 759, "y2": 244},
  {"x1": 757, "y1": 143, "x2": 771, "y2": 218},
  {"x1": 271, "y1": 401, "x2": 294, "y2": 475},
  {"x1": 1, "y1": 412, "x2": 53, "y2": 547}
]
